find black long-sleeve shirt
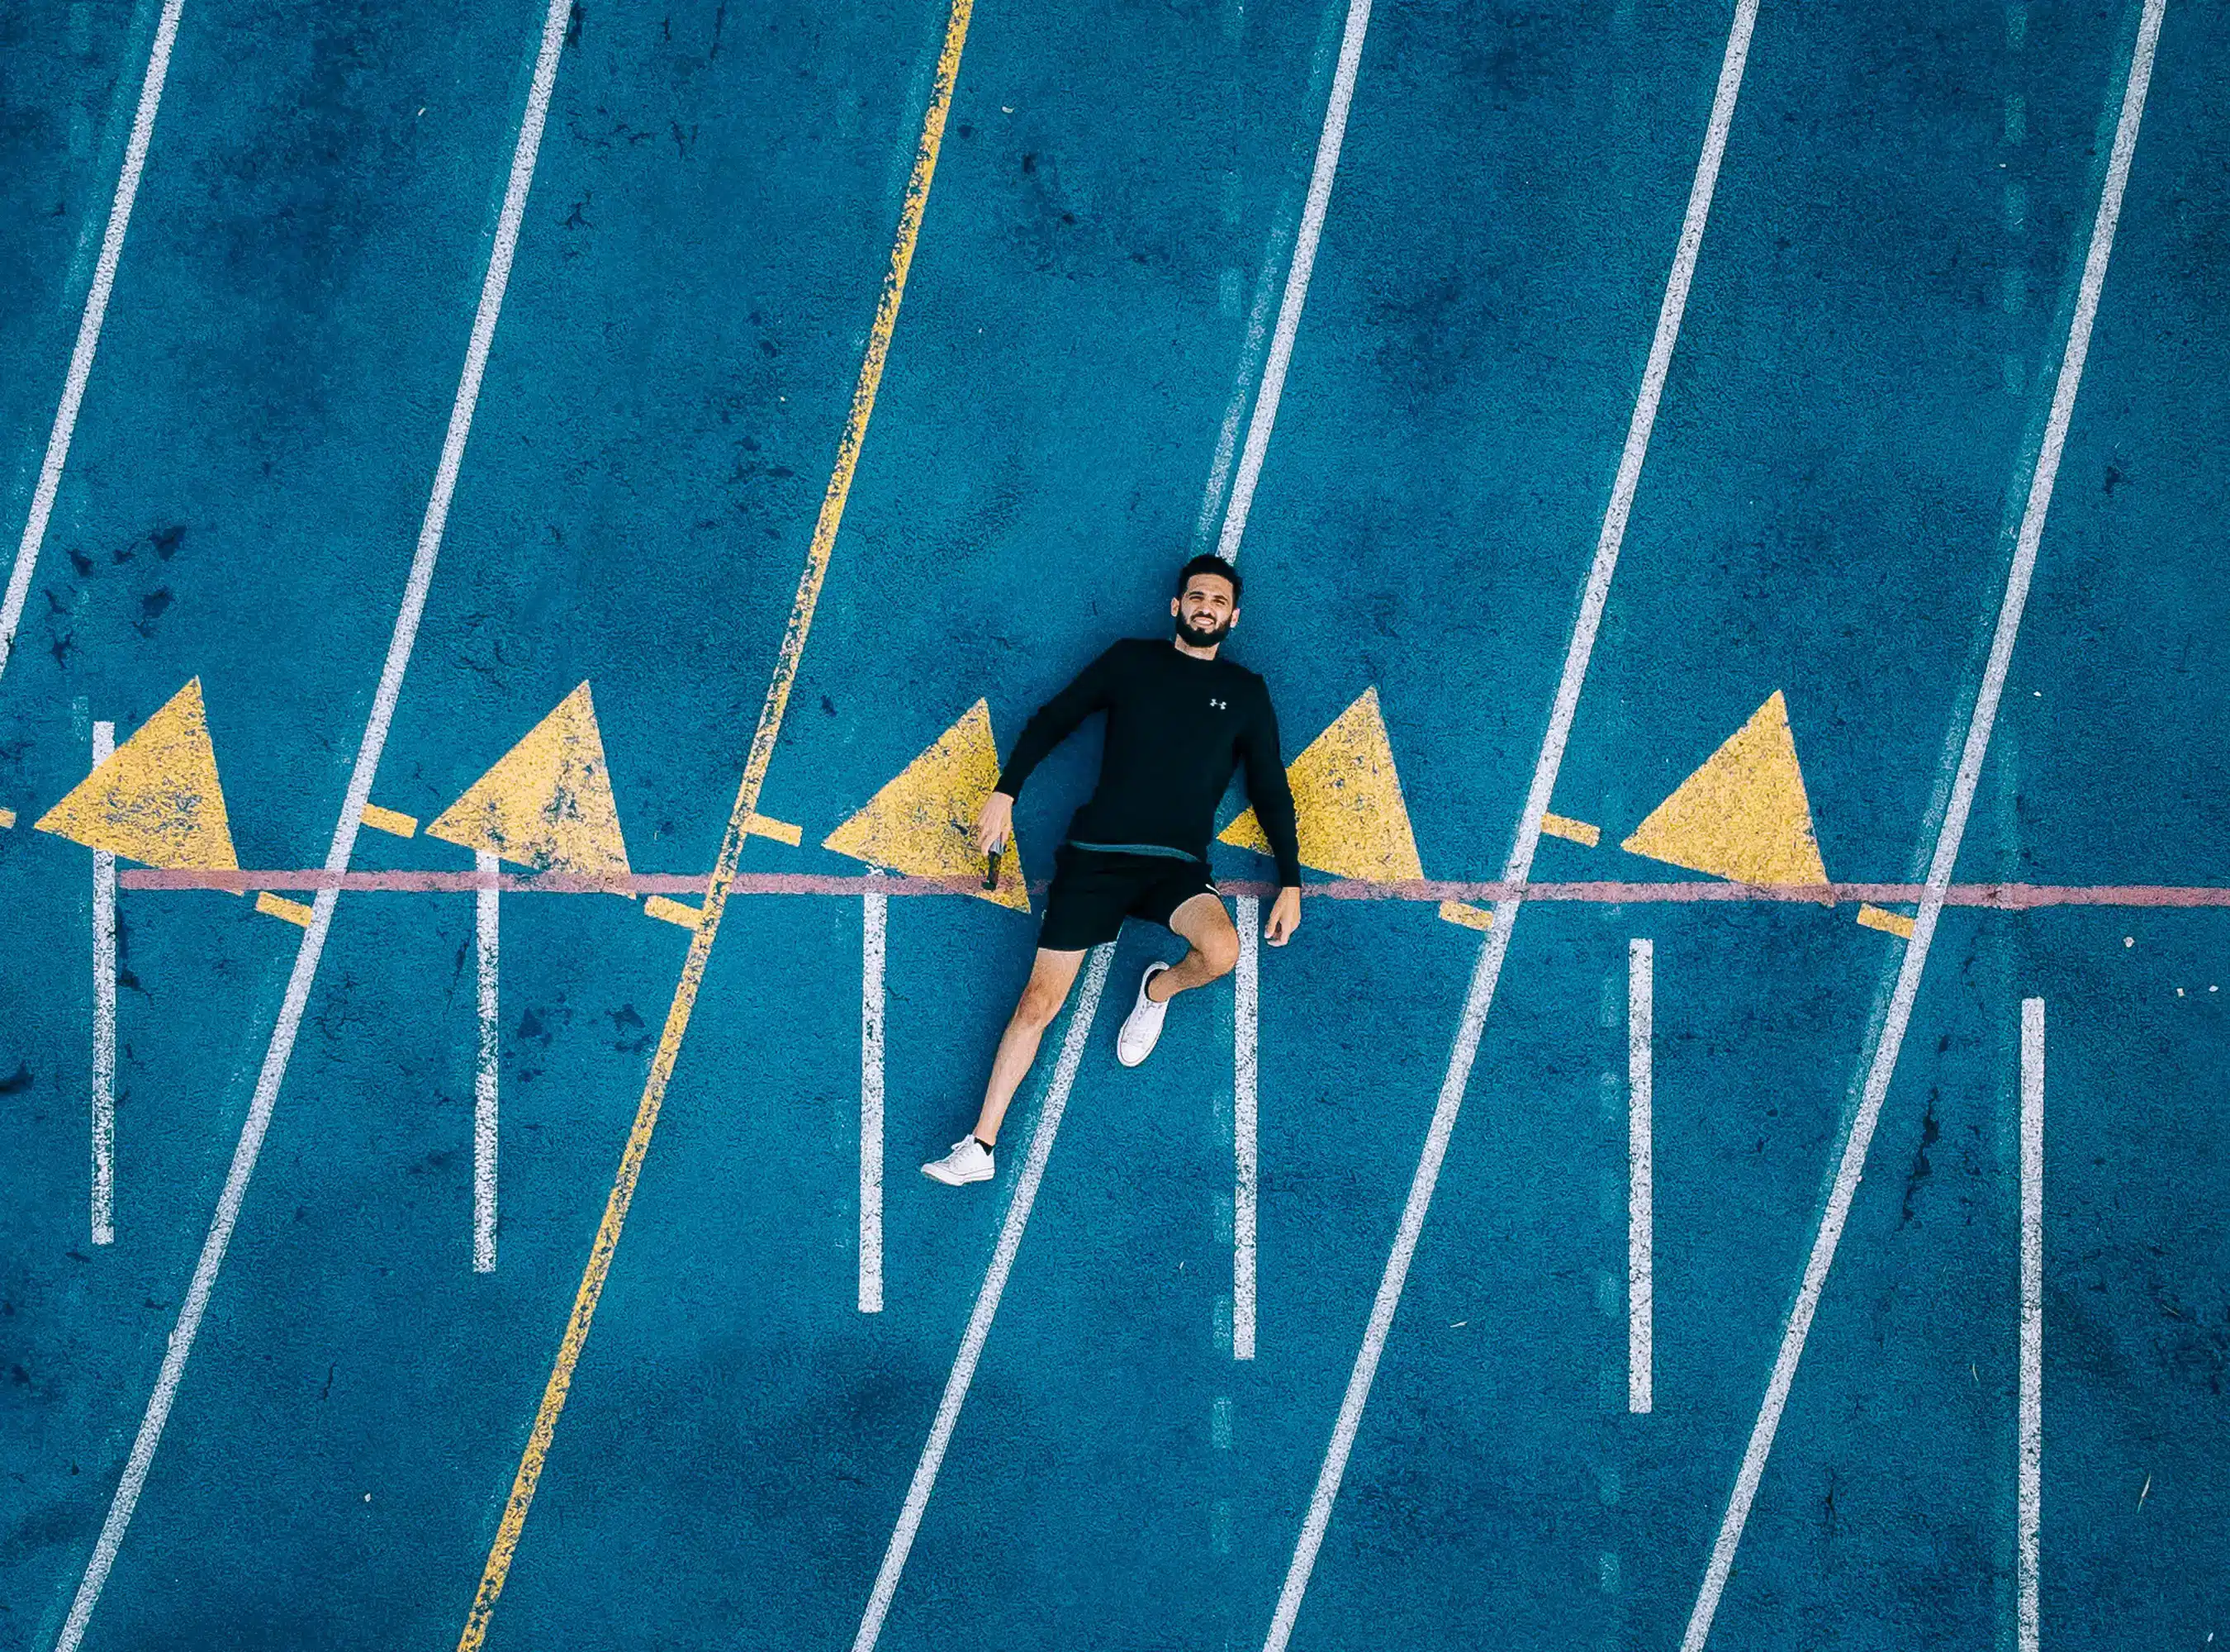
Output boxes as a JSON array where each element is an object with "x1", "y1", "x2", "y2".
[{"x1": 996, "y1": 638, "x2": 1302, "y2": 887}]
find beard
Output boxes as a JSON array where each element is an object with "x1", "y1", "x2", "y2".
[{"x1": 1174, "y1": 611, "x2": 1231, "y2": 648}]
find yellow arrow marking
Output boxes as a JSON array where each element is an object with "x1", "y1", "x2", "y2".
[
  {"x1": 427, "y1": 682, "x2": 630, "y2": 881},
  {"x1": 36, "y1": 678, "x2": 240, "y2": 873},
  {"x1": 1620, "y1": 690, "x2": 1828, "y2": 885},
  {"x1": 823, "y1": 699, "x2": 1028, "y2": 912}
]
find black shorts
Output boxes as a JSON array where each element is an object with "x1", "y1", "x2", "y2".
[{"x1": 1038, "y1": 846, "x2": 1218, "y2": 952}]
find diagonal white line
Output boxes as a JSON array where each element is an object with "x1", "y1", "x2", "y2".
[
  {"x1": 1259, "y1": 5, "x2": 1761, "y2": 1646},
  {"x1": 0, "y1": 0, "x2": 186, "y2": 690},
  {"x1": 847, "y1": 0, "x2": 1376, "y2": 1592},
  {"x1": 49, "y1": 0, "x2": 576, "y2": 1643},
  {"x1": 1191, "y1": 0, "x2": 1350, "y2": 557},
  {"x1": 850, "y1": 945, "x2": 1114, "y2": 1652},
  {"x1": 1214, "y1": 0, "x2": 1374, "y2": 567},
  {"x1": 1678, "y1": 7, "x2": 2163, "y2": 1645}
]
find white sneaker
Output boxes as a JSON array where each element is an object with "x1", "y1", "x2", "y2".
[
  {"x1": 923, "y1": 1136, "x2": 994, "y2": 1185},
  {"x1": 1116, "y1": 961, "x2": 1173, "y2": 1068}
]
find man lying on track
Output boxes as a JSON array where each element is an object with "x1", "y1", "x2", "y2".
[{"x1": 923, "y1": 553, "x2": 1305, "y2": 1186}]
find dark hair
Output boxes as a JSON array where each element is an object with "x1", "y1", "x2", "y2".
[{"x1": 1175, "y1": 553, "x2": 1242, "y2": 603}]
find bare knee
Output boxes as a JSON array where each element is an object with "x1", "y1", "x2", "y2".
[
  {"x1": 1013, "y1": 977, "x2": 1070, "y2": 1030},
  {"x1": 1195, "y1": 928, "x2": 1241, "y2": 980}
]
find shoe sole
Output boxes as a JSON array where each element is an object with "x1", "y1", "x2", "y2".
[{"x1": 922, "y1": 1165, "x2": 993, "y2": 1185}]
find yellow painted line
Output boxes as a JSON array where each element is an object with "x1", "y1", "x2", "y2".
[
  {"x1": 360, "y1": 802, "x2": 419, "y2": 838},
  {"x1": 745, "y1": 811, "x2": 803, "y2": 847},
  {"x1": 454, "y1": 7, "x2": 976, "y2": 1646},
  {"x1": 254, "y1": 892, "x2": 314, "y2": 927},
  {"x1": 0, "y1": 806, "x2": 14, "y2": 829},
  {"x1": 642, "y1": 895, "x2": 704, "y2": 932},
  {"x1": 1856, "y1": 903, "x2": 1916, "y2": 939},
  {"x1": 1541, "y1": 811, "x2": 1601, "y2": 848},
  {"x1": 1438, "y1": 900, "x2": 1493, "y2": 932}
]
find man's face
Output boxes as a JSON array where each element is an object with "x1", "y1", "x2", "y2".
[{"x1": 1171, "y1": 575, "x2": 1238, "y2": 648}]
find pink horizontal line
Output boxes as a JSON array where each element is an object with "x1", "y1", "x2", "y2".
[{"x1": 114, "y1": 868, "x2": 2230, "y2": 909}]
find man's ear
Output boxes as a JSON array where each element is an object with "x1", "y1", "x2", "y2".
[{"x1": 1170, "y1": 596, "x2": 1181, "y2": 617}]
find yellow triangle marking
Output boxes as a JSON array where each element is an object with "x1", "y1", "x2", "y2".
[
  {"x1": 426, "y1": 683, "x2": 632, "y2": 880},
  {"x1": 36, "y1": 678, "x2": 240, "y2": 871},
  {"x1": 822, "y1": 700, "x2": 1029, "y2": 912},
  {"x1": 1219, "y1": 686, "x2": 1424, "y2": 883},
  {"x1": 1620, "y1": 691, "x2": 1828, "y2": 885}
]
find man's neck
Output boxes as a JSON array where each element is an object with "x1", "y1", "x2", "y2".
[{"x1": 1171, "y1": 634, "x2": 1222, "y2": 662}]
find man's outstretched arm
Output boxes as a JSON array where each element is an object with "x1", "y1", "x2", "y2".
[
  {"x1": 976, "y1": 643, "x2": 1122, "y2": 852},
  {"x1": 1241, "y1": 688, "x2": 1304, "y2": 945}
]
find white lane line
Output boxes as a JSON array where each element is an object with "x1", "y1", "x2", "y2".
[
  {"x1": 1234, "y1": 893, "x2": 1261, "y2": 1361},
  {"x1": 1213, "y1": 0, "x2": 1374, "y2": 566},
  {"x1": 0, "y1": 0, "x2": 185, "y2": 690},
  {"x1": 1193, "y1": 249, "x2": 1288, "y2": 553},
  {"x1": 90, "y1": 720, "x2": 116, "y2": 1248},
  {"x1": 1677, "y1": 10, "x2": 2162, "y2": 1646},
  {"x1": 1260, "y1": 7, "x2": 1758, "y2": 1645},
  {"x1": 472, "y1": 851, "x2": 500, "y2": 1275},
  {"x1": 1628, "y1": 938, "x2": 1653, "y2": 1415},
  {"x1": 852, "y1": 944, "x2": 1113, "y2": 1652},
  {"x1": 1191, "y1": 0, "x2": 1348, "y2": 552},
  {"x1": 861, "y1": 886, "x2": 889, "y2": 1315},
  {"x1": 50, "y1": 0, "x2": 574, "y2": 1640},
  {"x1": 2018, "y1": 996, "x2": 2043, "y2": 1652}
]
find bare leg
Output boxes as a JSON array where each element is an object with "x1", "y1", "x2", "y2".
[
  {"x1": 1145, "y1": 892, "x2": 1241, "y2": 1003},
  {"x1": 971, "y1": 947, "x2": 1087, "y2": 1145}
]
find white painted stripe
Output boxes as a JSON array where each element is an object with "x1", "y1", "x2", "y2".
[
  {"x1": 1214, "y1": 0, "x2": 1374, "y2": 566},
  {"x1": 1260, "y1": 7, "x2": 1758, "y2": 1645},
  {"x1": 860, "y1": 887, "x2": 888, "y2": 1314},
  {"x1": 1234, "y1": 894, "x2": 1260, "y2": 1360},
  {"x1": 2018, "y1": 996, "x2": 2043, "y2": 1652},
  {"x1": 473, "y1": 851, "x2": 500, "y2": 1275},
  {"x1": 90, "y1": 721, "x2": 116, "y2": 1248},
  {"x1": 1191, "y1": 0, "x2": 1348, "y2": 552},
  {"x1": 1678, "y1": 11, "x2": 2161, "y2": 1647},
  {"x1": 1627, "y1": 938, "x2": 1653, "y2": 1414},
  {"x1": 0, "y1": 0, "x2": 185, "y2": 689},
  {"x1": 1193, "y1": 253, "x2": 1288, "y2": 554},
  {"x1": 852, "y1": 944, "x2": 1113, "y2": 1652},
  {"x1": 50, "y1": 0, "x2": 573, "y2": 1640}
]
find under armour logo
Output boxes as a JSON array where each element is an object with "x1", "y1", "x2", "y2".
[{"x1": 1209, "y1": 698, "x2": 1227, "y2": 710}]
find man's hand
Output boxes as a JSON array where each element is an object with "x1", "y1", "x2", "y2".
[
  {"x1": 1264, "y1": 885, "x2": 1302, "y2": 947},
  {"x1": 976, "y1": 790, "x2": 1015, "y2": 857}
]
